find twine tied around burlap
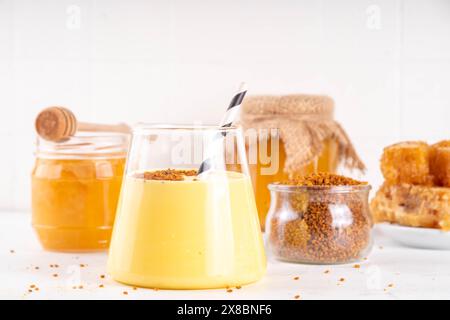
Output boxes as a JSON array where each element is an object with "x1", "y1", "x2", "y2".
[{"x1": 240, "y1": 94, "x2": 366, "y2": 174}]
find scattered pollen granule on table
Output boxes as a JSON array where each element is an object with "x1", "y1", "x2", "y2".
[
  {"x1": 294, "y1": 295, "x2": 301, "y2": 300},
  {"x1": 293, "y1": 276, "x2": 300, "y2": 280},
  {"x1": 353, "y1": 264, "x2": 361, "y2": 269}
]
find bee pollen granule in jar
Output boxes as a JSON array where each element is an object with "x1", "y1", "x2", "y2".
[{"x1": 267, "y1": 173, "x2": 373, "y2": 264}]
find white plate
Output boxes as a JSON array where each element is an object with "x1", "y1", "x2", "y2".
[{"x1": 376, "y1": 223, "x2": 450, "y2": 250}]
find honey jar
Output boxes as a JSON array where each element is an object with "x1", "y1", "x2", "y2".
[
  {"x1": 241, "y1": 95, "x2": 365, "y2": 229},
  {"x1": 31, "y1": 132, "x2": 129, "y2": 252}
]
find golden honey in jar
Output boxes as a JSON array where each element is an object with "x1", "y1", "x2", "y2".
[
  {"x1": 31, "y1": 132, "x2": 129, "y2": 252},
  {"x1": 241, "y1": 95, "x2": 365, "y2": 229},
  {"x1": 248, "y1": 133, "x2": 339, "y2": 227}
]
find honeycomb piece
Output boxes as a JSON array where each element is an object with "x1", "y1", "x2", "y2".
[
  {"x1": 380, "y1": 141, "x2": 432, "y2": 186},
  {"x1": 431, "y1": 140, "x2": 450, "y2": 149},
  {"x1": 370, "y1": 183, "x2": 450, "y2": 231},
  {"x1": 430, "y1": 141, "x2": 450, "y2": 166},
  {"x1": 430, "y1": 146, "x2": 450, "y2": 187}
]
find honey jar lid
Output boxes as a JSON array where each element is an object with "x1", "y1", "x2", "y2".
[{"x1": 241, "y1": 94, "x2": 334, "y2": 119}]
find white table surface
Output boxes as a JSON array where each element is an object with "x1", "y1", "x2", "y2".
[{"x1": 1, "y1": 212, "x2": 449, "y2": 300}]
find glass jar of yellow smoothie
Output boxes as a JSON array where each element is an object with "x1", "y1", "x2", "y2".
[
  {"x1": 108, "y1": 124, "x2": 266, "y2": 289},
  {"x1": 241, "y1": 95, "x2": 365, "y2": 230},
  {"x1": 31, "y1": 132, "x2": 129, "y2": 252}
]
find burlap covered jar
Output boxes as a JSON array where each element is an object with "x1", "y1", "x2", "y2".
[{"x1": 240, "y1": 94, "x2": 365, "y2": 230}]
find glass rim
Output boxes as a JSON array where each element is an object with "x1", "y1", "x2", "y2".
[
  {"x1": 37, "y1": 131, "x2": 129, "y2": 142},
  {"x1": 268, "y1": 182, "x2": 372, "y2": 193},
  {"x1": 35, "y1": 131, "x2": 129, "y2": 158},
  {"x1": 132, "y1": 123, "x2": 241, "y2": 134}
]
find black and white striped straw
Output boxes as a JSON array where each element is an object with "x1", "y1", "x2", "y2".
[{"x1": 197, "y1": 82, "x2": 248, "y2": 175}]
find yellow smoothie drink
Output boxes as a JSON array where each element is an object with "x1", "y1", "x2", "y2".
[{"x1": 107, "y1": 169, "x2": 266, "y2": 289}]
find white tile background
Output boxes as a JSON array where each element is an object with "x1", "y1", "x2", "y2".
[{"x1": 0, "y1": 0, "x2": 449, "y2": 211}]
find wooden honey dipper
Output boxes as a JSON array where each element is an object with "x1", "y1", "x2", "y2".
[{"x1": 35, "y1": 106, "x2": 130, "y2": 142}]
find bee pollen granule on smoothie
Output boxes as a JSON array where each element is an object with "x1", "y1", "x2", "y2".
[
  {"x1": 136, "y1": 169, "x2": 198, "y2": 181},
  {"x1": 268, "y1": 173, "x2": 372, "y2": 264}
]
